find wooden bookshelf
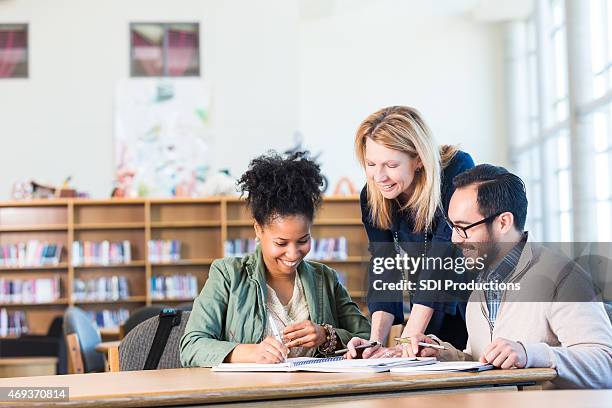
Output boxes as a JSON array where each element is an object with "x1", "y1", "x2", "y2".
[{"x1": 0, "y1": 196, "x2": 369, "y2": 335}]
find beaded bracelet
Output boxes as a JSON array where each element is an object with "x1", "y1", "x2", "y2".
[{"x1": 318, "y1": 323, "x2": 338, "y2": 355}]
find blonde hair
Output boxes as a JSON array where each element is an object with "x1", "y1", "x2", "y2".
[{"x1": 354, "y1": 106, "x2": 458, "y2": 232}]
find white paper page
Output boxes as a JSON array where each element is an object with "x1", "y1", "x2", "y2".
[{"x1": 390, "y1": 361, "x2": 493, "y2": 373}]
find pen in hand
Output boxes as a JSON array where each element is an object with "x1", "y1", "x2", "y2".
[
  {"x1": 334, "y1": 341, "x2": 379, "y2": 357},
  {"x1": 394, "y1": 337, "x2": 447, "y2": 350},
  {"x1": 268, "y1": 315, "x2": 287, "y2": 362}
]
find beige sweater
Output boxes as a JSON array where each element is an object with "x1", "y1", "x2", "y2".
[{"x1": 438, "y1": 241, "x2": 612, "y2": 389}]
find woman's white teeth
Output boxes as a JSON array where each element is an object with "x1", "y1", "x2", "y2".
[
  {"x1": 281, "y1": 259, "x2": 298, "y2": 267},
  {"x1": 381, "y1": 184, "x2": 395, "y2": 191}
]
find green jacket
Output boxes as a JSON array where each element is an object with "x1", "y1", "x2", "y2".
[{"x1": 180, "y1": 247, "x2": 371, "y2": 367}]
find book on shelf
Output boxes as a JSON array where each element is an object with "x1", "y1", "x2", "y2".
[
  {"x1": 72, "y1": 240, "x2": 132, "y2": 266},
  {"x1": 86, "y1": 308, "x2": 130, "y2": 330},
  {"x1": 147, "y1": 240, "x2": 181, "y2": 263},
  {"x1": 151, "y1": 274, "x2": 198, "y2": 300},
  {"x1": 73, "y1": 275, "x2": 130, "y2": 301},
  {"x1": 305, "y1": 237, "x2": 348, "y2": 260},
  {"x1": 0, "y1": 309, "x2": 28, "y2": 337},
  {"x1": 224, "y1": 239, "x2": 257, "y2": 257},
  {"x1": 0, "y1": 276, "x2": 61, "y2": 304},
  {"x1": 0, "y1": 241, "x2": 63, "y2": 267}
]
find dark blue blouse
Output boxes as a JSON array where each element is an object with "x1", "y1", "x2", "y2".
[{"x1": 361, "y1": 151, "x2": 475, "y2": 326}]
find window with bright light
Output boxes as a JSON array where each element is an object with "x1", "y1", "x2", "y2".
[
  {"x1": 508, "y1": 0, "x2": 573, "y2": 242},
  {"x1": 590, "y1": 0, "x2": 612, "y2": 98}
]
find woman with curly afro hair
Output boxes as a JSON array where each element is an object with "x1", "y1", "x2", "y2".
[{"x1": 180, "y1": 152, "x2": 371, "y2": 367}]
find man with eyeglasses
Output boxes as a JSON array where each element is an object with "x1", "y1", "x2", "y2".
[{"x1": 409, "y1": 164, "x2": 612, "y2": 389}]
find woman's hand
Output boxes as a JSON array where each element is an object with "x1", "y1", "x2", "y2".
[
  {"x1": 251, "y1": 336, "x2": 289, "y2": 363},
  {"x1": 283, "y1": 320, "x2": 326, "y2": 348}
]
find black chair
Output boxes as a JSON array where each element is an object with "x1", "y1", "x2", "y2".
[
  {"x1": 119, "y1": 311, "x2": 189, "y2": 371},
  {"x1": 0, "y1": 316, "x2": 67, "y2": 374}
]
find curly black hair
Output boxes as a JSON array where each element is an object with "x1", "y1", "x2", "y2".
[{"x1": 237, "y1": 151, "x2": 324, "y2": 226}]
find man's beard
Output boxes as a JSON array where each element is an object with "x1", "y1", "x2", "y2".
[{"x1": 457, "y1": 236, "x2": 500, "y2": 269}]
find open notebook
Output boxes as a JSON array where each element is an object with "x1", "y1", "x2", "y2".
[
  {"x1": 390, "y1": 361, "x2": 494, "y2": 373},
  {"x1": 212, "y1": 356, "x2": 436, "y2": 373}
]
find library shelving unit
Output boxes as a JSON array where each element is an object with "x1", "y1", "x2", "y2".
[{"x1": 0, "y1": 196, "x2": 369, "y2": 337}]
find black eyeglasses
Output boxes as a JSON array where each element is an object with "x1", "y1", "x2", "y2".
[{"x1": 446, "y1": 212, "x2": 503, "y2": 239}]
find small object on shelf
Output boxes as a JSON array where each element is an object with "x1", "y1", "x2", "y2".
[
  {"x1": 332, "y1": 177, "x2": 358, "y2": 195},
  {"x1": 11, "y1": 178, "x2": 86, "y2": 200},
  {"x1": 199, "y1": 170, "x2": 239, "y2": 197},
  {"x1": 151, "y1": 274, "x2": 198, "y2": 300},
  {"x1": 72, "y1": 240, "x2": 132, "y2": 266},
  {"x1": 147, "y1": 240, "x2": 181, "y2": 263}
]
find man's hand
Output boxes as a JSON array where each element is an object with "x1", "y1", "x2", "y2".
[
  {"x1": 345, "y1": 337, "x2": 381, "y2": 359},
  {"x1": 480, "y1": 338, "x2": 527, "y2": 369},
  {"x1": 401, "y1": 334, "x2": 441, "y2": 358}
]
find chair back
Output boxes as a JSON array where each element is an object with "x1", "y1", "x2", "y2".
[
  {"x1": 119, "y1": 311, "x2": 189, "y2": 371},
  {"x1": 121, "y1": 305, "x2": 168, "y2": 337},
  {"x1": 63, "y1": 307, "x2": 105, "y2": 373},
  {"x1": 175, "y1": 301, "x2": 193, "y2": 312}
]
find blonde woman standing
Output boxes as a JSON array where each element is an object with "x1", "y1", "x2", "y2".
[{"x1": 346, "y1": 106, "x2": 474, "y2": 358}]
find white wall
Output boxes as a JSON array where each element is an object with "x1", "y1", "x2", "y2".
[
  {"x1": 298, "y1": 1, "x2": 507, "y2": 191},
  {"x1": 0, "y1": 0, "x2": 506, "y2": 198},
  {"x1": 0, "y1": 0, "x2": 299, "y2": 198}
]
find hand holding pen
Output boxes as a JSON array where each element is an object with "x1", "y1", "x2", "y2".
[
  {"x1": 266, "y1": 315, "x2": 289, "y2": 362},
  {"x1": 395, "y1": 335, "x2": 446, "y2": 358}
]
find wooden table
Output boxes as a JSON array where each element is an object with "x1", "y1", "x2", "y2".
[
  {"x1": 0, "y1": 357, "x2": 57, "y2": 378},
  {"x1": 313, "y1": 389, "x2": 612, "y2": 408},
  {"x1": 0, "y1": 367, "x2": 556, "y2": 407}
]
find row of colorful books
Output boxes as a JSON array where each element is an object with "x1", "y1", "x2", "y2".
[
  {"x1": 73, "y1": 276, "x2": 130, "y2": 301},
  {"x1": 0, "y1": 242, "x2": 63, "y2": 267},
  {"x1": 0, "y1": 309, "x2": 28, "y2": 337},
  {"x1": 86, "y1": 308, "x2": 130, "y2": 329},
  {"x1": 147, "y1": 240, "x2": 181, "y2": 263},
  {"x1": 224, "y1": 239, "x2": 257, "y2": 257},
  {"x1": 71, "y1": 241, "x2": 132, "y2": 266},
  {"x1": 150, "y1": 274, "x2": 198, "y2": 300},
  {"x1": 224, "y1": 237, "x2": 349, "y2": 260},
  {"x1": 0, "y1": 277, "x2": 61, "y2": 304},
  {"x1": 305, "y1": 237, "x2": 348, "y2": 260}
]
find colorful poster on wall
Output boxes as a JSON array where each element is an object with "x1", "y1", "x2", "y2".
[{"x1": 114, "y1": 79, "x2": 211, "y2": 197}]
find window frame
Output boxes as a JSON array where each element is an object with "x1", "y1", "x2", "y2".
[{"x1": 129, "y1": 22, "x2": 200, "y2": 78}]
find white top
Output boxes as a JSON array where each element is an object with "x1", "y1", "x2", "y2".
[{"x1": 265, "y1": 274, "x2": 314, "y2": 358}]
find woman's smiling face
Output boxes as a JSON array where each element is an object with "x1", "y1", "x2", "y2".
[
  {"x1": 364, "y1": 138, "x2": 421, "y2": 200},
  {"x1": 255, "y1": 214, "x2": 312, "y2": 276}
]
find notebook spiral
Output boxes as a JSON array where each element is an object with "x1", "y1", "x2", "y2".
[{"x1": 289, "y1": 356, "x2": 345, "y2": 367}]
